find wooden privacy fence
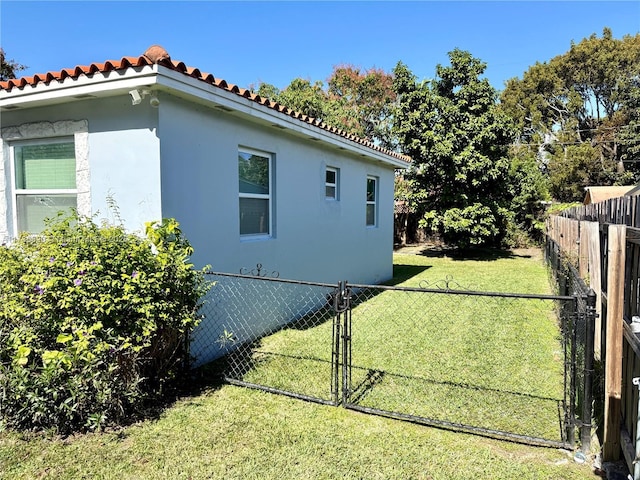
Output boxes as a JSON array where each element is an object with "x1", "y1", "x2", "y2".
[
  {"x1": 559, "y1": 195, "x2": 640, "y2": 228},
  {"x1": 547, "y1": 198, "x2": 640, "y2": 474}
]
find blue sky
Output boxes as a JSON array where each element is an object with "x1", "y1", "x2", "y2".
[{"x1": 2, "y1": 1, "x2": 639, "y2": 92}]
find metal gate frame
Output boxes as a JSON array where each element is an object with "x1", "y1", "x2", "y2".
[
  {"x1": 208, "y1": 271, "x2": 596, "y2": 451},
  {"x1": 334, "y1": 281, "x2": 597, "y2": 451}
]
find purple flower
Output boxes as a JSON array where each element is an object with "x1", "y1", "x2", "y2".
[
  {"x1": 66, "y1": 261, "x2": 74, "y2": 267},
  {"x1": 131, "y1": 271, "x2": 139, "y2": 279},
  {"x1": 49, "y1": 257, "x2": 55, "y2": 263},
  {"x1": 78, "y1": 270, "x2": 86, "y2": 276},
  {"x1": 74, "y1": 278, "x2": 83, "y2": 286},
  {"x1": 34, "y1": 285, "x2": 44, "y2": 295},
  {"x1": 90, "y1": 261, "x2": 97, "y2": 266}
]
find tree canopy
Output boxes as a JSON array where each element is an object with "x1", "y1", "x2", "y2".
[
  {"x1": 393, "y1": 50, "x2": 520, "y2": 247},
  {"x1": 0, "y1": 48, "x2": 26, "y2": 81},
  {"x1": 256, "y1": 65, "x2": 396, "y2": 148},
  {"x1": 500, "y1": 29, "x2": 640, "y2": 201}
]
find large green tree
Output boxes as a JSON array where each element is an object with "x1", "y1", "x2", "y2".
[
  {"x1": 393, "y1": 50, "x2": 519, "y2": 248},
  {"x1": 501, "y1": 29, "x2": 640, "y2": 201},
  {"x1": 258, "y1": 78, "x2": 328, "y2": 120}
]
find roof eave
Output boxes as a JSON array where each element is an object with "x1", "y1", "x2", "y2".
[
  {"x1": 0, "y1": 64, "x2": 410, "y2": 169},
  {"x1": 0, "y1": 65, "x2": 160, "y2": 109},
  {"x1": 154, "y1": 67, "x2": 409, "y2": 168}
]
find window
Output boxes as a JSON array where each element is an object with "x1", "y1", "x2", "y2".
[
  {"x1": 325, "y1": 167, "x2": 339, "y2": 200},
  {"x1": 239, "y1": 148, "x2": 272, "y2": 237},
  {"x1": 12, "y1": 139, "x2": 77, "y2": 234},
  {"x1": 366, "y1": 176, "x2": 378, "y2": 227}
]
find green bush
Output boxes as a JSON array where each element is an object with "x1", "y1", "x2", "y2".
[
  {"x1": 0, "y1": 215, "x2": 209, "y2": 434},
  {"x1": 422, "y1": 203, "x2": 508, "y2": 248}
]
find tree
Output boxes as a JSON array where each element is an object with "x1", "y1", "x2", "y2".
[
  {"x1": 393, "y1": 51, "x2": 519, "y2": 248},
  {"x1": 0, "y1": 48, "x2": 26, "y2": 81},
  {"x1": 618, "y1": 74, "x2": 640, "y2": 169},
  {"x1": 325, "y1": 65, "x2": 397, "y2": 149},
  {"x1": 507, "y1": 146, "x2": 551, "y2": 243},
  {"x1": 500, "y1": 29, "x2": 640, "y2": 201},
  {"x1": 255, "y1": 65, "x2": 397, "y2": 148}
]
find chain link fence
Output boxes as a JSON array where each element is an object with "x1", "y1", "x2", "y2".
[
  {"x1": 342, "y1": 283, "x2": 578, "y2": 447},
  {"x1": 190, "y1": 259, "x2": 594, "y2": 449},
  {"x1": 190, "y1": 272, "x2": 341, "y2": 404},
  {"x1": 546, "y1": 237, "x2": 598, "y2": 452}
]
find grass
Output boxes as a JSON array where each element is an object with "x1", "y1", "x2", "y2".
[
  {"x1": 237, "y1": 248, "x2": 570, "y2": 443},
  {"x1": 0, "y1": 248, "x2": 597, "y2": 479}
]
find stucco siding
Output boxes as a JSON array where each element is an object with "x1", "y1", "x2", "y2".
[
  {"x1": 1, "y1": 90, "x2": 398, "y2": 367},
  {"x1": 158, "y1": 93, "x2": 395, "y2": 285},
  {"x1": 0, "y1": 98, "x2": 162, "y2": 236}
]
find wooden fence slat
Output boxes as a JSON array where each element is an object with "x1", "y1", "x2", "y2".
[
  {"x1": 584, "y1": 221, "x2": 603, "y2": 359},
  {"x1": 604, "y1": 224, "x2": 627, "y2": 462}
]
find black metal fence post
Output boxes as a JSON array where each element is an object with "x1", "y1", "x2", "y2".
[
  {"x1": 331, "y1": 282, "x2": 342, "y2": 406},
  {"x1": 568, "y1": 295, "x2": 578, "y2": 447},
  {"x1": 338, "y1": 281, "x2": 352, "y2": 407},
  {"x1": 581, "y1": 288, "x2": 597, "y2": 453}
]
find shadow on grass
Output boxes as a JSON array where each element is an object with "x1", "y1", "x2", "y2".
[
  {"x1": 403, "y1": 246, "x2": 534, "y2": 262},
  {"x1": 126, "y1": 360, "x2": 228, "y2": 431},
  {"x1": 347, "y1": 365, "x2": 566, "y2": 445},
  {"x1": 386, "y1": 264, "x2": 432, "y2": 286}
]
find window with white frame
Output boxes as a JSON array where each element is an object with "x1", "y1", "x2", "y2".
[
  {"x1": 366, "y1": 176, "x2": 378, "y2": 227},
  {"x1": 239, "y1": 148, "x2": 272, "y2": 237},
  {"x1": 12, "y1": 138, "x2": 78, "y2": 234},
  {"x1": 325, "y1": 167, "x2": 339, "y2": 200}
]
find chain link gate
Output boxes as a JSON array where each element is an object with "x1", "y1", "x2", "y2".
[
  {"x1": 192, "y1": 270, "x2": 595, "y2": 450},
  {"x1": 338, "y1": 282, "x2": 595, "y2": 449},
  {"x1": 192, "y1": 271, "x2": 343, "y2": 405}
]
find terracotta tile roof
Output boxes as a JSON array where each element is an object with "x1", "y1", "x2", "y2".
[{"x1": 1, "y1": 45, "x2": 411, "y2": 165}]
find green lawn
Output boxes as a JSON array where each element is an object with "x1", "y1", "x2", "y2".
[
  {"x1": 238, "y1": 248, "x2": 570, "y2": 443},
  {"x1": 0, "y1": 249, "x2": 596, "y2": 479}
]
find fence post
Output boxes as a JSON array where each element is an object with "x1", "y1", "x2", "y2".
[
  {"x1": 583, "y1": 221, "x2": 602, "y2": 360},
  {"x1": 603, "y1": 224, "x2": 627, "y2": 461},
  {"x1": 339, "y1": 281, "x2": 352, "y2": 407},
  {"x1": 581, "y1": 289, "x2": 597, "y2": 453},
  {"x1": 331, "y1": 282, "x2": 342, "y2": 406}
]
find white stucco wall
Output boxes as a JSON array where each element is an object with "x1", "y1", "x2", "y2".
[
  {"x1": 1, "y1": 89, "x2": 399, "y2": 367},
  {"x1": 1, "y1": 93, "x2": 395, "y2": 280},
  {"x1": 157, "y1": 93, "x2": 396, "y2": 285},
  {"x1": 0, "y1": 97, "x2": 162, "y2": 237}
]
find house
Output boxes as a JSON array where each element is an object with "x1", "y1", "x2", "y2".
[
  {"x1": 0, "y1": 45, "x2": 410, "y2": 285},
  {"x1": 583, "y1": 185, "x2": 636, "y2": 205},
  {"x1": 1, "y1": 46, "x2": 410, "y2": 365}
]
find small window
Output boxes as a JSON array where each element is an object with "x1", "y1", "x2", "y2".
[
  {"x1": 366, "y1": 176, "x2": 378, "y2": 227},
  {"x1": 12, "y1": 139, "x2": 77, "y2": 234},
  {"x1": 325, "y1": 167, "x2": 339, "y2": 200},
  {"x1": 239, "y1": 149, "x2": 272, "y2": 237}
]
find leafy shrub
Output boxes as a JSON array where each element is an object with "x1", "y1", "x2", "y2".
[
  {"x1": 422, "y1": 203, "x2": 508, "y2": 248},
  {"x1": 0, "y1": 215, "x2": 209, "y2": 434}
]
